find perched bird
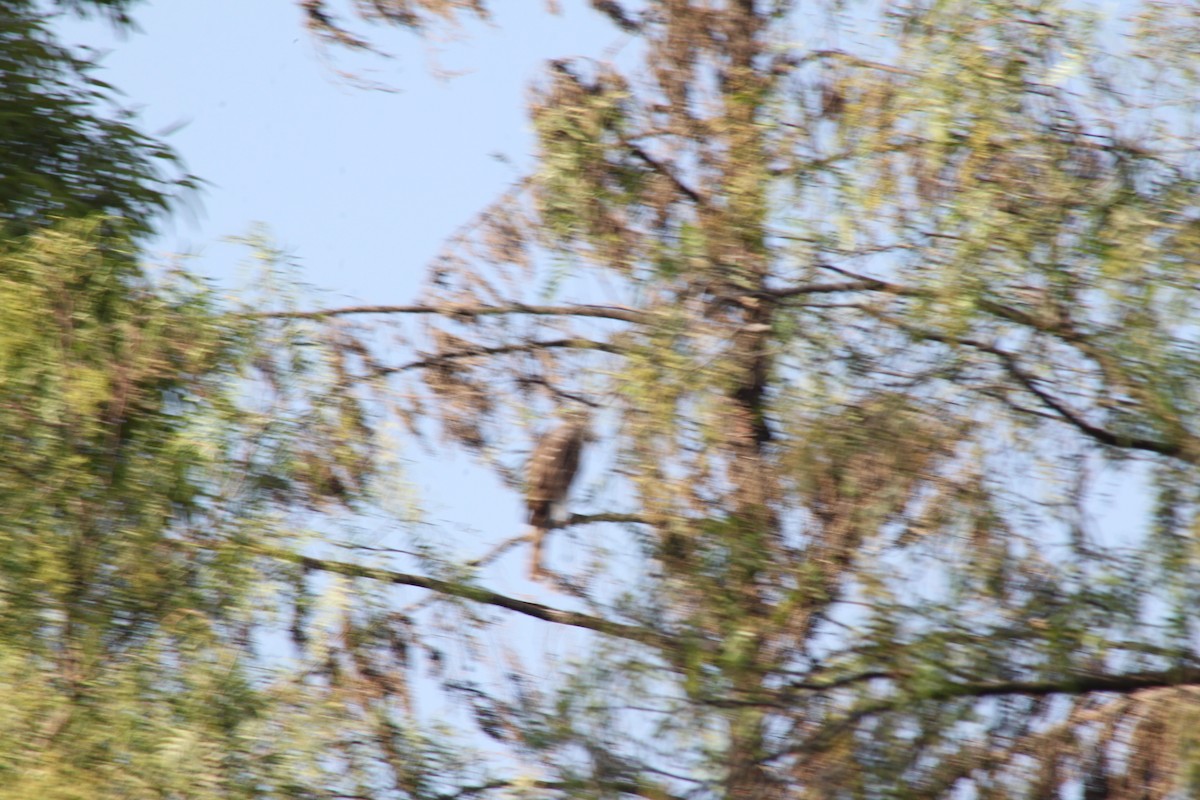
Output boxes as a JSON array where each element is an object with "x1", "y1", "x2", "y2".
[{"x1": 525, "y1": 410, "x2": 590, "y2": 580}]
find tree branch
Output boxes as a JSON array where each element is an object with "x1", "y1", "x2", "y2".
[
  {"x1": 850, "y1": 302, "x2": 1195, "y2": 462},
  {"x1": 625, "y1": 141, "x2": 706, "y2": 206},
  {"x1": 564, "y1": 512, "x2": 648, "y2": 526},
  {"x1": 589, "y1": 0, "x2": 642, "y2": 34},
  {"x1": 812, "y1": 263, "x2": 1072, "y2": 334},
  {"x1": 381, "y1": 337, "x2": 620, "y2": 375},
  {"x1": 256, "y1": 303, "x2": 648, "y2": 325},
  {"x1": 434, "y1": 776, "x2": 682, "y2": 800},
  {"x1": 934, "y1": 668, "x2": 1200, "y2": 700},
  {"x1": 257, "y1": 545, "x2": 668, "y2": 647},
  {"x1": 758, "y1": 667, "x2": 1200, "y2": 765},
  {"x1": 761, "y1": 278, "x2": 904, "y2": 298},
  {"x1": 970, "y1": 338, "x2": 1191, "y2": 461},
  {"x1": 745, "y1": 666, "x2": 1200, "y2": 706}
]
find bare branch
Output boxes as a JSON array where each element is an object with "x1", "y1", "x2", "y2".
[
  {"x1": 382, "y1": 337, "x2": 621, "y2": 375},
  {"x1": 936, "y1": 669, "x2": 1200, "y2": 700},
  {"x1": 253, "y1": 303, "x2": 648, "y2": 325},
  {"x1": 564, "y1": 512, "x2": 648, "y2": 526},
  {"x1": 762, "y1": 278, "x2": 905, "y2": 298},
  {"x1": 257, "y1": 545, "x2": 669, "y2": 647},
  {"x1": 434, "y1": 776, "x2": 683, "y2": 800}
]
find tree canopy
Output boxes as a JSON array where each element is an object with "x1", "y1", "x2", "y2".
[{"x1": 8, "y1": 1, "x2": 1200, "y2": 799}]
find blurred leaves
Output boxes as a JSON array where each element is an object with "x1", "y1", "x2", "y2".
[
  {"x1": 8, "y1": 0, "x2": 1200, "y2": 798},
  {"x1": 0, "y1": 3, "x2": 193, "y2": 239}
]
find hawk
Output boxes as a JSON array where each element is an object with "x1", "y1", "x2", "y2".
[{"x1": 525, "y1": 410, "x2": 589, "y2": 580}]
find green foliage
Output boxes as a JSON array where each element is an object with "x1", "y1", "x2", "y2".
[
  {"x1": 532, "y1": 64, "x2": 648, "y2": 271},
  {"x1": 0, "y1": 222, "x2": 400, "y2": 798},
  {"x1": 0, "y1": 3, "x2": 190, "y2": 239},
  {"x1": 0, "y1": 220, "x2": 271, "y2": 797}
]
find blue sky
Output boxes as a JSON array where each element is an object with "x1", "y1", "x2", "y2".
[{"x1": 61, "y1": 1, "x2": 619, "y2": 299}]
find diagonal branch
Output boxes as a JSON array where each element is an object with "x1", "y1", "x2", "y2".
[
  {"x1": 257, "y1": 545, "x2": 668, "y2": 647},
  {"x1": 590, "y1": 0, "x2": 642, "y2": 33},
  {"x1": 852, "y1": 304, "x2": 1195, "y2": 462},
  {"x1": 818, "y1": 266, "x2": 1195, "y2": 449},
  {"x1": 970, "y1": 338, "x2": 1191, "y2": 461},
  {"x1": 625, "y1": 141, "x2": 706, "y2": 206}
]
